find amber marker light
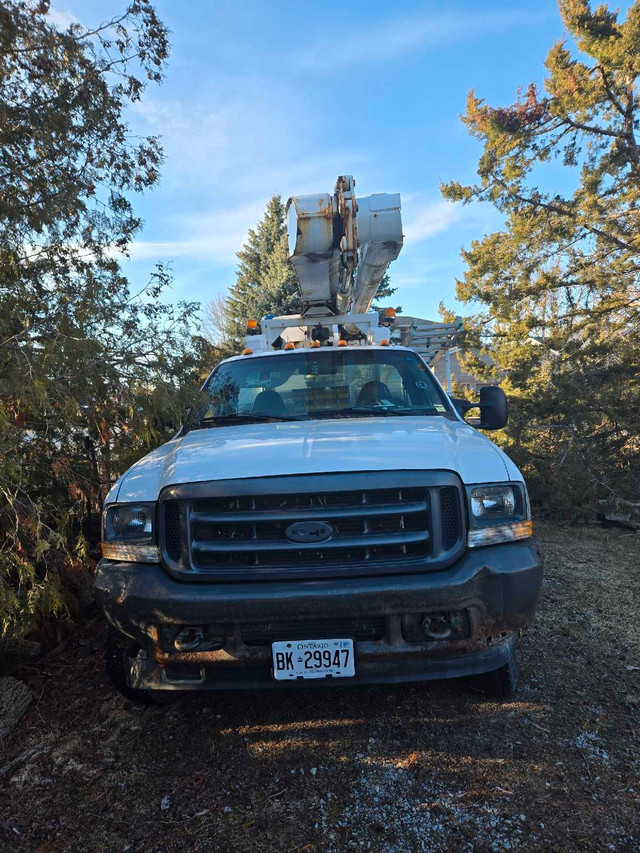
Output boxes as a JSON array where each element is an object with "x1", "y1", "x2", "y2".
[
  {"x1": 467, "y1": 519, "x2": 533, "y2": 548},
  {"x1": 242, "y1": 348, "x2": 253, "y2": 355},
  {"x1": 246, "y1": 319, "x2": 258, "y2": 330},
  {"x1": 337, "y1": 340, "x2": 348, "y2": 347},
  {"x1": 309, "y1": 340, "x2": 321, "y2": 348},
  {"x1": 284, "y1": 342, "x2": 296, "y2": 350},
  {"x1": 384, "y1": 307, "x2": 396, "y2": 319},
  {"x1": 380, "y1": 339, "x2": 390, "y2": 346}
]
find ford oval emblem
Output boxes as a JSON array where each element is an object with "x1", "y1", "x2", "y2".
[{"x1": 285, "y1": 520, "x2": 334, "y2": 543}]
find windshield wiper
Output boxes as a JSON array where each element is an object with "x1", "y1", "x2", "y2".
[
  {"x1": 306, "y1": 406, "x2": 440, "y2": 418},
  {"x1": 198, "y1": 412, "x2": 302, "y2": 426},
  {"x1": 380, "y1": 408, "x2": 442, "y2": 416}
]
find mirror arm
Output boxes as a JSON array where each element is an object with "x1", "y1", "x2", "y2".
[
  {"x1": 451, "y1": 397, "x2": 476, "y2": 415},
  {"x1": 451, "y1": 393, "x2": 507, "y2": 430},
  {"x1": 451, "y1": 398, "x2": 495, "y2": 429}
]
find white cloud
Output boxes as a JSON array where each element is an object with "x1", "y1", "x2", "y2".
[
  {"x1": 130, "y1": 90, "x2": 366, "y2": 199},
  {"x1": 403, "y1": 200, "x2": 462, "y2": 243},
  {"x1": 400, "y1": 194, "x2": 505, "y2": 246},
  {"x1": 47, "y1": 7, "x2": 80, "y2": 29},
  {"x1": 291, "y1": 8, "x2": 547, "y2": 70},
  {"x1": 127, "y1": 84, "x2": 368, "y2": 266},
  {"x1": 129, "y1": 199, "x2": 266, "y2": 265}
]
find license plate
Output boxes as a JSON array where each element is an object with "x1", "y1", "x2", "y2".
[{"x1": 272, "y1": 638, "x2": 355, "y2": 681}]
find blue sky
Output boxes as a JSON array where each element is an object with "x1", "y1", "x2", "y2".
[{"x1": 52, "y1": 1, "x2": 577, "y2": 321}]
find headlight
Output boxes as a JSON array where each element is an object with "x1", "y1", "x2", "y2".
[
  {"x1": 102, "y1": 502, "x2": 159, "y2": 563},
  {"x1": 471, "y1": 485, "x2": 516, "y2": 519},
  {"x1": 466, "y1": 483, "x2": 532, "y2": 548}
]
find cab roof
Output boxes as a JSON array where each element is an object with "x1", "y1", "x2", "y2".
[{"x1": 220, "y1": 345, "x2": 416, "y2": 366}]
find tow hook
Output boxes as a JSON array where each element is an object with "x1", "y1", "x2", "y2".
[
  {"x1": 174, "y1": 627, "x2": 204, "y2": 651},
  {"x1": 421, "y1": 615, "x2": 453, "y2": 640}
]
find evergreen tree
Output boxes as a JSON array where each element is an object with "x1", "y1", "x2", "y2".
[
  {"x1": 442, "y1": 0, "x2": 640, "y2": 517},
  {"x1": 0, "y1": 2, "x2": 212, "y2": 638},
  {"x1": 223, "y1": 196, "x2": 300, "y2": 348},
  {"x1": 373, "y1": 274, "x2": 396, "y2": 303},
  {"x1": 373, "y1": 273, "x2": 402, "y2": 314}
]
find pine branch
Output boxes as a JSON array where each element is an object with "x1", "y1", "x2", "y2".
[{"x1": 595, "y1": 65, "x2": 627, "y2": 117}]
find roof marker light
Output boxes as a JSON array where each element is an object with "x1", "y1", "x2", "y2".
[
  {"x1": 242, "y1": 347, "x2": 253, "y2": 355},
  {"x1": 337, "y1": 340, "x2": 348, "y2": 347},
  {"x1": 384, "y1": 307, "x2": 396, "y2": 319},
  {"x1": 309, "y1": 340, "x2": 321, "y2": 348},
  {"x1": 380, "y1": 339, "x2": 390, "y2": 347},
  {"x1": 284, "y1": 342, "x2": 296, "y2": 350}
]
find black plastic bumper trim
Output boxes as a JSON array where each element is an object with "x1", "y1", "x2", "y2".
[{"x1": 95, "y1": 539, "x2": 542, "y2": 634}]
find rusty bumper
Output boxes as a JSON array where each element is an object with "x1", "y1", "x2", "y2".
[{"x1": 94, "y1": 539, "x2": 542, "y2": 691}]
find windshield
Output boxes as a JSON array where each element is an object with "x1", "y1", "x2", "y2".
[
  {"x1": 188, "y1": 349, "x2": 452, "y2": 428},
  {"x1": 187, "y1": 348, "x2": 451, "y2": 429}
]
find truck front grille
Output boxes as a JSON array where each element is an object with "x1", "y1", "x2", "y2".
[
  {"x1": 159, "y1": 472, "x2": 464, "y2": 581},
  {"x1": 191, "y1": 485, "x2": 430, "y2": 569}
]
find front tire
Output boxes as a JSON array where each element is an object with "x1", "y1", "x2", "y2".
[{"x1": 475, "y1": 651, "x2": 519, "y2": 698}]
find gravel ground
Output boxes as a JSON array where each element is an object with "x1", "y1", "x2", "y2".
[{"x1": 1, "y1": 521, "x2": 639, "y2": 853}]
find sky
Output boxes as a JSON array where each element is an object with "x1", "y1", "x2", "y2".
[{"x1": 51, "y1": 0, "x2": 579, "y2": 322}]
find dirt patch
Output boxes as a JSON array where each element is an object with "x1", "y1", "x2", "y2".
[{"x1": 1, "y1": 522, "x2": 639, "y2": 852}]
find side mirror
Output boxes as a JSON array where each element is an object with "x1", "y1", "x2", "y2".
[
  {"x1": 450, "y1": 386, "x2": 508, "y2": 430},
  {"x1": 478, "y1": 385, "x2": 508, "y2": 429}
]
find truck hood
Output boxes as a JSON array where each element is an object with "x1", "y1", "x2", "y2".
[{"x1": 109, "y1": 417, "x2": 521, "y2": 504}]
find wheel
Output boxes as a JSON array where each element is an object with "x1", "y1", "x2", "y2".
[
  {"x1": 475, "y1": 650, "x2": 519, "y2": 698},
  {"x1": 105, "y1": 628, "x2": 175, "y2": 706}
]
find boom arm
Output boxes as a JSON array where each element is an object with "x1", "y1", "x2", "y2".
[{"x1": 286, "y1": 176, "x2": 403, "y2": 319}]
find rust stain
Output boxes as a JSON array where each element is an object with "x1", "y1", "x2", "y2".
[
  {"x1": 316, "y1": 196, "x2": 333, "y2": 218},
  {"x1": 154, "y1": 645, "x2": 269, "y2": 666}
]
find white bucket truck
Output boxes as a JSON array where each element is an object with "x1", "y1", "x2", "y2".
[{"x1": 94, "y1": 176, "x2": 542, "y2": 700}]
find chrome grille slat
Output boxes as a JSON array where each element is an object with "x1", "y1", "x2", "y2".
[
  {"x1": 192, "y1": 528, "x2": 429, "y2": 554},
  {"x1": 189, "y1": 499, "x2": 428, "y2": 524}
]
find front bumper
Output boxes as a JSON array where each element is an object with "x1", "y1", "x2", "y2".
[{"x1": 94, "y1": 539, "x2": 542, "y2": 691}]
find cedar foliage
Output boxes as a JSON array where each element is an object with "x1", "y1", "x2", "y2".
[
  {"x1": 0, "y1": 1, "x2": 212, "y2": 639},
  {"x1": 442, "y1": 0, "x2": 640, "y2": 517}
]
